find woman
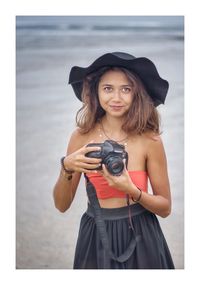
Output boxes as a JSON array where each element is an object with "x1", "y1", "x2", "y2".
[{"x1": 53, "y1": 52, "x2": 175, "y2": 269}]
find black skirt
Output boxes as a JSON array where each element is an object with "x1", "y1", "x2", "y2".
[{"x1": 73, "y1": 203, "x2": 175, "y2": 269}]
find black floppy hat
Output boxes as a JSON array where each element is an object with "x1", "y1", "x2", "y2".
[{"x1": 68, "y1": 52, "x2": 169, "y2": 107}]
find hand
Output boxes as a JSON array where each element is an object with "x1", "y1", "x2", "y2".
[
  {"x1": 64, "y1": 142, "x2": 102, "y2": 174},
  {"x1": 101, "y1": 163, "x2": 138, "y2": 195}
]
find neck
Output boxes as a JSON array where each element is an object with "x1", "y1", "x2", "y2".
[
  {"x1": 103, "y1": 114, "x2": 124, "y2": 129},
  {"x1": 100, "y1": 115, "x2": 128, "y2": 141}
]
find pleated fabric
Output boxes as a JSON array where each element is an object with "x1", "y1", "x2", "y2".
[{"x1": 73, "y1": 203, "x2": 175, "y2": 269}]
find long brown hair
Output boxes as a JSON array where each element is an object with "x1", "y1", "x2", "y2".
[{"x1": 76, "y1": 66, "x2": 160, "y2": 134}]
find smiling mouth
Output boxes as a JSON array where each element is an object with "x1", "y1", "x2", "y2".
[{"x1": 109, "y1": 105, "x2": 124, "y2": 109}]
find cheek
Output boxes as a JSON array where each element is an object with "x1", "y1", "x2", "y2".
[
  {"x1": 98, "y1": 92, "x2": 108, "y2": 106},
  {"x1": 123, "y1": 94, "x2": 133, "y2": 105}
]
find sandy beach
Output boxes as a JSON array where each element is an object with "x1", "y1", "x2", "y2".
[{"x1": 16, "y1": 16, "x2": 184, "y2": 269}]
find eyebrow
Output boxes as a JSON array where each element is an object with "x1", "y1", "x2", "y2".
[{"x1": 101, "y1": 84, "x2": 133, "y2": 87}]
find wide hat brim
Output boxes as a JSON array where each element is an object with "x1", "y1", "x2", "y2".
[{"x1": 68, "y1": 52, "x2": 169, "y2": 107}]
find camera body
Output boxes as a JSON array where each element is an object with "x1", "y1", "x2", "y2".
[{"x1": 86, "y1": 140, "x2": 128, "y2": 176}]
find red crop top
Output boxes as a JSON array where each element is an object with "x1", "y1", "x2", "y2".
[{"x1": 86, "y1": 171, "x2": 148, "y2": 199}]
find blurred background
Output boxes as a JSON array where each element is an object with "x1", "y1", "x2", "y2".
[{"x1": 16, "y1": 16, "x2": 184, "y2": 269}]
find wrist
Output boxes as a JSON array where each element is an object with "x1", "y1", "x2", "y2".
[
  {"x1": 60, "y1": 156, "x2": 74, "y2": 174},
  {"x1": 60, "y1": 168, "x2": 73, "y2": 181},
  {"x1": 127, "y1": 184, "x2": 143, "y2": 203},
  {"x1": 126, "y1": 183, "x2": 138, "y2": 195}
]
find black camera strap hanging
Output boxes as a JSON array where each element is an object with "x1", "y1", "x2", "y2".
[{"x1": 84, "y1": 174, "x2": 141, "y2": 264}]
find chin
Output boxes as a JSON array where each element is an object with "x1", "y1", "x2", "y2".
[
  {"x1": 109, "y1": 110, "x2": 129, "y2": 117},
  {"x1": 101, "y1": 105, "x2": 129, "y2": 118}
]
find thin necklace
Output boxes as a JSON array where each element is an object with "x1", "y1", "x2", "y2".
[{"x1": 99, "y1": 120, "x2": 128, "y2": 146}]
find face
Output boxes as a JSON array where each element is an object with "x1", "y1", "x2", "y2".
[{"x1": 98, "y1": 69, "x2": 134, "y2": 118}]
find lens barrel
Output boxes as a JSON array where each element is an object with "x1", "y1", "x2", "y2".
[{"x1": 104, "y1": 156, "x2": 124, "y2": 176}]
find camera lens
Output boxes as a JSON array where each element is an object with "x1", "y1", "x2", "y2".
[{"x1": 105, "y1": 157, "x2": 124, "y2": 176}]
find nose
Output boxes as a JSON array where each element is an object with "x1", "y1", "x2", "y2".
[{"x1": 112, "y1": 89, "x2": 121, "y2": 101}]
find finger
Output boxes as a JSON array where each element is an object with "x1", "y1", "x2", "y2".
[
  {"x1": 78, "y1": 162, "x2": 101, "y2": 170},
  {"x1": 80, "y1": 168, "x2": 98, "y2": 174},
  {"x1": 74, "y1": 154, "x2": 101, "y2": 165},
  {"x1": 101, "y1": 165, "x2": 114, "y2": 185},
  {"x1": 122, "y1": 159, "x2": 129, "y2": 173},
  {"x1": 83, "y1": 146, "x2": 101, "y2": 155},
  {"x1": 83, "y1": 157, "x2": 102, "y2": 164},
  {"x1": 82, "y1": 140, "x2": 95, "y2": 150},
  {"x1": 102, "y1": 164, "x2": 110, "y2": 176},
  {"x1": 123, "y1": 158, "x2": 127, "y2": 168}
]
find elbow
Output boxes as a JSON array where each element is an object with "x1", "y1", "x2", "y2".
[
  {"x1": 53, "y1": 188, "x2": 71, "y2": 213},
  {"x1": 57, "y1": 207, "x2": 68, "y2": 213},
  {"x1": 160, "y1": 205, "x2": 171, "y2": 218},
  {"x1": 53, "y1": 193, "x2": 71, "y2": 213},
  {"x1": 160, "y1": 210, "x2": 171, "y2": 218},
  {"x1": 54, "y1": 201, "x2": 70, "y2": 213}
]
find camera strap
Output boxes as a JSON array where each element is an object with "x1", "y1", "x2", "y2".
[{"x1": 84, "y1": 174, "x2": 141, "y2": 263}]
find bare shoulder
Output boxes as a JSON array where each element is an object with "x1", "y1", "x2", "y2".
[
  {"x1": 70, "y1": 128, "x2": 88, "y2": 143},
  {"x1": 140, "y1": 131, "x2": 165, "y2": 157},
  {"x1": 66, "y1": 128, "x2": 90, "y2": 154},
  {"x1": 140, "y1": 130, "x2": 162, "y2": 142}
]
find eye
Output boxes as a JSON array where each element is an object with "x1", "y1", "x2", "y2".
[
  {"x1": 121, "y1": 87, "x2": 131, "y2": 93},
  {"x1": 103, "y1": 86, "x2": 113, "y2": 92}
]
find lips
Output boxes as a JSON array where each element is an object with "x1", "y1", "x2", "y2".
[{"x1": 109, "y1": 105, "x2": 124, "y2": 111}]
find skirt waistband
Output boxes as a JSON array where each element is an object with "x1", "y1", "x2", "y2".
[{"x1": 86, "y1": 202, "x2": 147, "y2": 220}]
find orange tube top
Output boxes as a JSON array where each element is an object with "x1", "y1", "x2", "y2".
[{"x1": 86, "y1": 171, "x2": 148, "y2": 199}]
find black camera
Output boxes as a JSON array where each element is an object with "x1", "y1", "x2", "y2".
[{"x1": 86, "y1": 140, "x2": 128, "y2": 176}]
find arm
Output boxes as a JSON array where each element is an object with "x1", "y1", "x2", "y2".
[
  {"x1": 131, "y1": 136, "x2": 172, "y2": 218},
  {"x1": 53, "y1": 129, "x2": 101, "y2": 212},
  {"x1": 53, "y1": 130, "x2": 82, "y2": 212}
]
